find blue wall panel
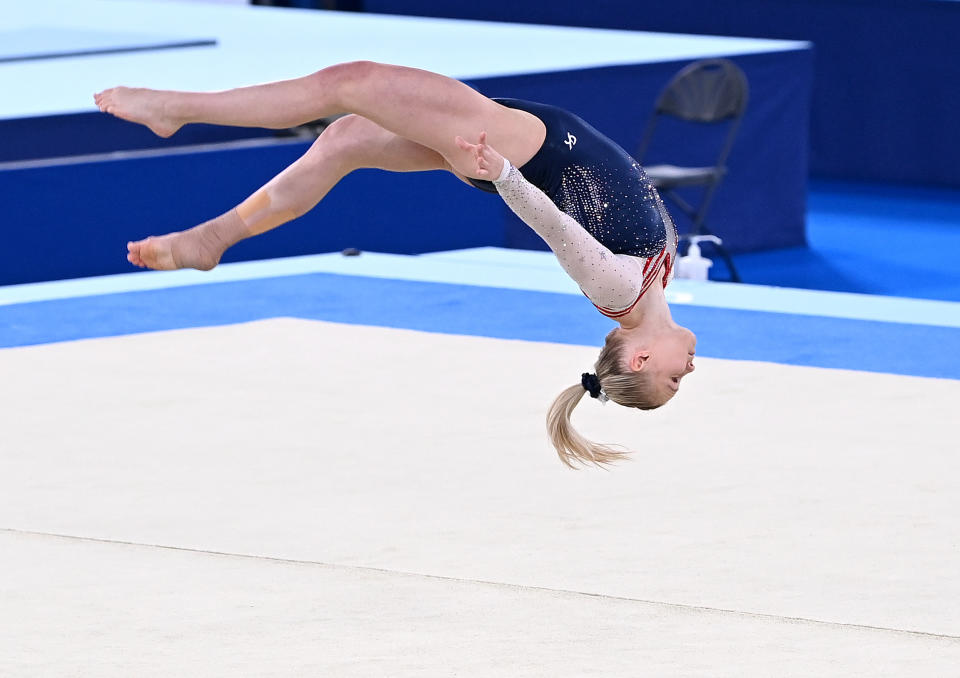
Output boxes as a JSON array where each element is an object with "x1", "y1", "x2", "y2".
[{"x1": 0, "y1": 141, "x2": 504, "y2": 285}]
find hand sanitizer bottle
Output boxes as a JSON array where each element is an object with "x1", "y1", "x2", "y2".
[{"x1": 676, "y1": 235, "x2": 721, "y2": 281}]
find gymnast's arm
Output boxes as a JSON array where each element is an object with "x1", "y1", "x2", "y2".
[
  {"x1": 454, "y1": 133, "x2": 643, "y2": 312},
  {"x1": 492, "y1": 166, "x2": 644, "y2": 314}
]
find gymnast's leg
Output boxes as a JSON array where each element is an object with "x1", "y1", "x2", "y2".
[
  {"x1": 95, "y1": 61, "x2": 545, "y2": 175},
  {"x1": 128, "y1": 115, "x2": 448, "y2": 270}
]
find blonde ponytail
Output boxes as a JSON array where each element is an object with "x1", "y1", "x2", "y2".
[
  {"x1": 546, "y1": 330, "x2": 664, "y2": 469},
  {"x1": 547, "y1": 383, "x2": 630, "y2": 468}
]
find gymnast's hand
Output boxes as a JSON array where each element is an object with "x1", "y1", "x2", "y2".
[{"x1": 455, "y1": 131, "x2": 506, "y2": 180}]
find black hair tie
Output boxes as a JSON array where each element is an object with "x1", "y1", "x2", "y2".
[{"x1": 581, "y1": 372, "x2": 602, "y2": 399}]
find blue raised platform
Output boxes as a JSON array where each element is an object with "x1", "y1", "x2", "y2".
[{"x1": 0, "y1": 0, "x2": 812, "y2": 285}]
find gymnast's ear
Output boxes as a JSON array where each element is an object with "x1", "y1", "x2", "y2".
[{"x1": 628, "y1": 350, "x2": 651, "y2": 372}]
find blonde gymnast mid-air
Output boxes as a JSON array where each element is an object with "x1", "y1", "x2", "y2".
[{"x1": 95, "y1": 61, "x2": 696, "y2": 468}]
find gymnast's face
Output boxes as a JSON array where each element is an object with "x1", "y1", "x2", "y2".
[{"x1": 633, "y1": 325, "x2": 697, "y2": 402}]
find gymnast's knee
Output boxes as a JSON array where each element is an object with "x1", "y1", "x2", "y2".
[
  {"x1": 321, "y1": 114, "x2": 368, "y2": 148},
  {"x1": 310, "y1": 60, "x2": 381, "y2": 99},
  {"x1": 313, "y1": 114, "x2": 380, "y2": 169}
]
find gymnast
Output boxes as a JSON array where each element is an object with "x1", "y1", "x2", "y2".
[{"x1": 94, "y1": 61, "x2": 696, "y2": 468}]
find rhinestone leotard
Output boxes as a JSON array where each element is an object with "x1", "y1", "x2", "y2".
[{"x1": 471, "y1": 98, "x2": 677, "y2": 317}]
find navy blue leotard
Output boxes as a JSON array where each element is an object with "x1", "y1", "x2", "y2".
[{"x1": 469, "y1": 98, "x2": 676, "y2": 259}]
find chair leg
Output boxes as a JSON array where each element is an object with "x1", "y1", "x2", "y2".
[
  {"x1": 712, "y1": 241, "x2": 742, "y2": 283},
  {"x1": 690, "y1": 220, "x2": 741, "y2": 282}
]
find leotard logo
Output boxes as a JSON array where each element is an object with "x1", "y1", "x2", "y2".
[{"x1": 563, "y1": 132, "x2": 577, "y2": 150}]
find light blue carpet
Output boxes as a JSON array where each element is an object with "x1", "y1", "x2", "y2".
[{"x1": 714, "y1": 180, "x2": 960, "y2": 301}]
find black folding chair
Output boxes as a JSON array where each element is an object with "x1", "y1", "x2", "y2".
[{"x1": 637, "y1": 59, "x2": 749, "y2": 282}]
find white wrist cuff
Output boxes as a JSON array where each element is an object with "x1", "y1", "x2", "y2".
[{"x1": 494, "y1": 159, "x2": 512, "y2": 183}]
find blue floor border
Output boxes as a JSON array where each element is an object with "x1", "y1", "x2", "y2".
[{"x1": 2, "y1": 271, "x2": 958, "y2": 381}]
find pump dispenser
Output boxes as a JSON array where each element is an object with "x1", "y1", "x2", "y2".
[{"x1": 676, "y1": 235, "x2": 722, "y2": 281}]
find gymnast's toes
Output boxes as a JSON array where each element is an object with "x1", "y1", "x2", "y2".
[{"x1": 127, "y1": 235, "x2": 175, "y2": 271}]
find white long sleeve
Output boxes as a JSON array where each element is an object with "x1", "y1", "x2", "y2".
[{"x1": 492, "y1": 161, "x2": 646, "y2": 314}]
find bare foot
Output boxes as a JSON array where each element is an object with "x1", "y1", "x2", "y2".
[
  {"x1": 126, "y1": 211, "x2": 248, "y2": 271},
  {"x1": 94, "y1": 87, "x2": 183, "y2": 138},
  {"x1": 127, "y1": 228, "x2": 222, "y2": 272}
]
